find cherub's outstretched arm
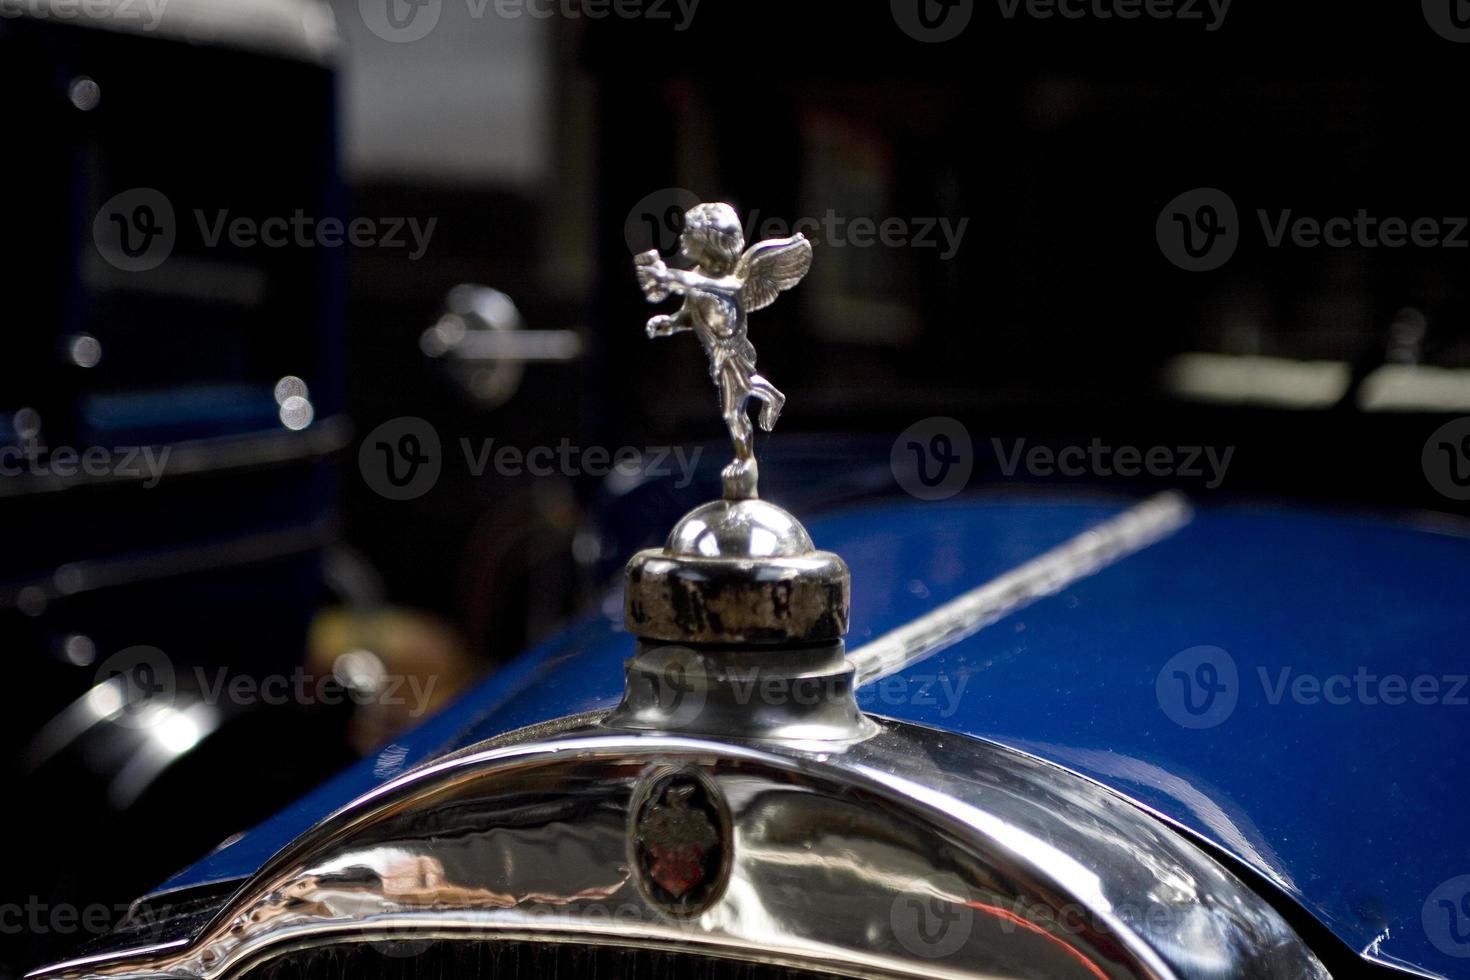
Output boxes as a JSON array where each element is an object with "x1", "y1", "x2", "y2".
[
  {"x1": 658, "y1": 267, "x2": 740, "y2": 294},
  {"x1": 635, "y1": 251, "x2": 740, "y2": 300}
]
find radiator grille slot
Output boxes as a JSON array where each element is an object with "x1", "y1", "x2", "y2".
[{"x1": 243, "y1": 939, "x2": 845, "y2": 980}]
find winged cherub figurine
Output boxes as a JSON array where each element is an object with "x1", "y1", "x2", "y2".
[{"x1": 635, "y1": 202, "x2": 812, "y2": 500}]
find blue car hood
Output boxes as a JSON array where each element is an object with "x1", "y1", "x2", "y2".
[{"x1": 162, "y1": 493, "x2": 1470, "y2": 977}]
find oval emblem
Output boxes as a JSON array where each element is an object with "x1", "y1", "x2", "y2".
[{"x1": 630, "y1": 767, "x2": 730, "y2": 916}]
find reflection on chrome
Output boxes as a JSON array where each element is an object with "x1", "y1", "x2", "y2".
[{"x1": 31, "y1": 717, "x2": 1328, "y2": 980}]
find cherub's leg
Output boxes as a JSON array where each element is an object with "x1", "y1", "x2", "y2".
[
  {"x1": 750, "y1": 374, "x2": 786, "y2": 432},
  {"x1": 721, "y1": 373, "x2": 754, "y2": 462},
  {"x1": 719, "y1": 360, "x2": 759, "y2": 498}
]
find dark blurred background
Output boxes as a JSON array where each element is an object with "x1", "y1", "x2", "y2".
[{"x1": 3, "y1": 0, "x2": 1469, "y2": 974}]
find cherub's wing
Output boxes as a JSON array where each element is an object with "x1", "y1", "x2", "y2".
[{"x1": 735, "y1": 234, "x2": 813, "y2": 312}]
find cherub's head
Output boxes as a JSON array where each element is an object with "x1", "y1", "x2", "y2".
[{"x1": 679, "y1": 203, "x2": 745, "y2": 272}]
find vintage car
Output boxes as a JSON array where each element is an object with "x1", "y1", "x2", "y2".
[
  {"x1": 12, "y1": 3, "x2": 1469, "y2": 979},
  {"x1": 27, "y1": 204, "x2": 1470, "y2": 978},
  {"x1": 26, "y1": 474, "x2": 1470, "y2": 979}
]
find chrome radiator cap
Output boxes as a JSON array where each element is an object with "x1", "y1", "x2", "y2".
[{"x1": 614, "y1": 495, "x2": 867, "y2": 743}]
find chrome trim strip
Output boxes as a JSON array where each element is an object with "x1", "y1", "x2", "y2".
[{"x1": 848, "y1": 492, "x2": 1193, "y2": 685}]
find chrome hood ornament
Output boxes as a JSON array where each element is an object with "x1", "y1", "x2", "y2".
[
  {"x1": 635, "y1": 201, "x2": 812, "y2": 501},
  {"x1": 621, "y1": 202, "x2": 864, "y2": 742}
]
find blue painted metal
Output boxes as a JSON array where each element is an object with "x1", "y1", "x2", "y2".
[{"x1": 159, "y1": 494, "x2": 1470, "y2": 977}]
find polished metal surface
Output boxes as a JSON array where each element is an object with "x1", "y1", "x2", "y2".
[
  {"x1": 848, "y1": 491, "x2": 1193, "y2": 684},
  {"x1": 29, "y1": 716, "x2": 1330, "y2": 980},
  {"x1": 636, "y1": 202, "x2": 812, "y2": 500},
  {"x1": 666, "y1": 499, "x2": 816, "y2": 558},
  {"x1": 609, "y1": 640, "x2": 875, "y2": 743}
]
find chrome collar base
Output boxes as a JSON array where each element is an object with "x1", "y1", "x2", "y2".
[
  {"x1": 620, "y1": 497, "x2": 864, "y2": 742},
  {"x1": 608, "y1": 640, "x2": 877, "y2": 743}
]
